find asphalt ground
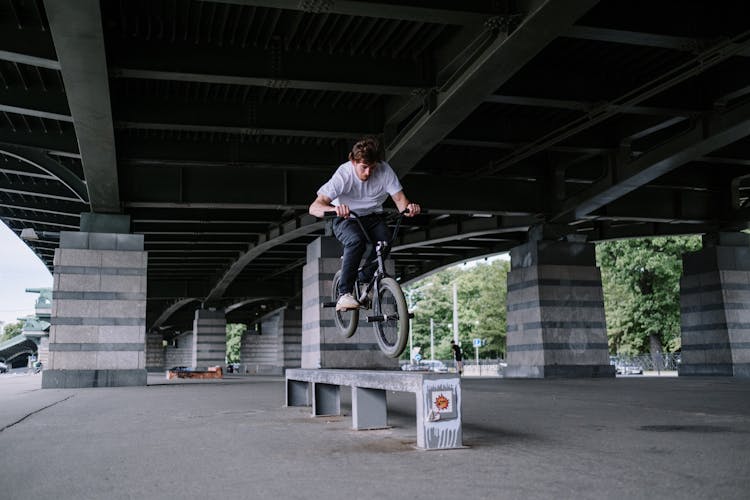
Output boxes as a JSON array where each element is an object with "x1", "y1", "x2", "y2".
[{"x1": 0, "y1": 372, "x2": 748, "y2": 500}]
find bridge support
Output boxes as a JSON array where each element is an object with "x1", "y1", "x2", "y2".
[
  {"x1": 43, "y1": 224, "x2": 148, "y2": 388},
  {"x1": 192, "y1": 309, "x2": 226, "y2": 368},
  {"x1": 301, "y1": 236, "x2": 398, "y2": 369},
  {"x1": 241, "y1": 306, "x2": 302, "y2": 374},
  {"x1": 680, "y1": 233, "x2": 750, "y2": 377},
  {"x1": 145, "y1": 332, "x2": 165, "y2": 372},
  {"x1": 504, "y1": 240, "x2": 615, "y2": 378}
]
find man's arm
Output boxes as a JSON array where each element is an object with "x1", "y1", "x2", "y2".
[
  {"x1": 391, "y1": 190, "x2": 421, "y2": 217},
  {"x1": 309, "y1": 194, "x2": 350, "y2": 218}
]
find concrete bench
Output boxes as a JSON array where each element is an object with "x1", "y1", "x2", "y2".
[{"x1": 285, "y1": 368, "x2": 462, "y2": 450}]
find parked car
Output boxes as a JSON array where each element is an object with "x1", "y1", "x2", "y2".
[
  {"x1": 401, "y1": 360, "x2": 449, "y2": 373},
  {"x1": 616, "y1": 363, "x2": 643, "y2": 375}
]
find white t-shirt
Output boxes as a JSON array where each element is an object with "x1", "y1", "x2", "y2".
[{"x1": 317, "y1": 161, "x2": 403, "y2": 216}]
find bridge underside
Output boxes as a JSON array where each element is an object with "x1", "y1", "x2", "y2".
[{"x1": 1, "y1": 0, "x2": 749, "y2": 335}]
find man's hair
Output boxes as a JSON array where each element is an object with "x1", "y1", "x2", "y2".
[{"x1": 348, "y1": 136, "x2": 383, "y2": 164}]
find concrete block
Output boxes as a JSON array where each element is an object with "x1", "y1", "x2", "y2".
[
  {"x1": 99, "y1": 300, "x2": 146, "y2": 319},
  {"x1": 59, "y1": 249, "x2": 102, "y2": 267},
  {"x1": 287, "y1": 380, "x2": 311, "y2": 406},
  {"x1": 53, "y1": 351, "x2": 98, "y2": 369},
  {"x1": 60, "y1": 231, "x2": 90, "y2": 249},
  {"x1": 88, "y1": 233, "x2": 118, "y2": 250},
  {"x1": 720, "y1": 270, "x2": 750, "y2": 285},
  {"x1": 99, "y1": 325, "x2": 144, "y2": 343},
  {"x1": 102, "y1": 251, "x2": 146, "y2": 269},
  {"x1": 56, "y1": 299, "x2": 99, "y2": 319},
  {"x1": 306, "y1": 236, "x2": 343, "y2": 261},
  {"x1": 53, "y1": 325, "x2": 99, "y2": 343},
  {"x1": 100, "y1": 274, "x2": 142, "y2": 293},
  {"x1": 115, "y1": 233, "x2": 144, "y2": 251},
  {"x1": 97, "y1": 351, "x2": 140, "y2": 370},
  {"x1": 58, "y1": 273, "x2": 101, "y2": 293},
  {"x1": 79, "y1": 213, "x2": 131, "y2": 233}
]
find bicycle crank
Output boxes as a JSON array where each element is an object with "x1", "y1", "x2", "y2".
[{"x1": 366, "y1": 312, "x2": 414, "y2": 322}]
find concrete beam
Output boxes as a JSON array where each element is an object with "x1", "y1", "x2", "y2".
[
  {"x1": 386, "y1": 0, "x2": 600, "y2": 177},
  {"x1": 556, "y1": 99, "x2": 750, "y2": 220},
  {"x1": 210, "y1": 0, "x2": 488, "y2": 26},
  {"x1": 44, "y1": 0, "x2": 120, "y2": 213}
]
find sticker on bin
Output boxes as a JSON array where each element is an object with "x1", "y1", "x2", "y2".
[{"x1": 430, "y1": 390, "x2": 457, "y2": 419}]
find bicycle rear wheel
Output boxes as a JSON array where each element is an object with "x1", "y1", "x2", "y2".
[
  {"x1": 332, "y1": 270, "x2": 359, "y2": 338},
  {"x1": 372, "y1": 277, "x2": 409, "y2": 358}
]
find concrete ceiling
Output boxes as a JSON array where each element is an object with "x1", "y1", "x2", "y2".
[{"x1": 1, "y1": 0, "x2": 749, "y2": 333}]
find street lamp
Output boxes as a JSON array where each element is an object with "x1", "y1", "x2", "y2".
[{"x1": 20, "y1": 229, "x2": 60, "y2": 241}]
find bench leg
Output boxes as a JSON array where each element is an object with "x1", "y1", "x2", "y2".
[
  {"x1": 417, "y1": 378, "x2": 463, "y2": 450},
  {"x1": 286, "y1": 380, "x2": 310, "y2": 407},
  {"x1": 313, "y1": 383, "x2": 340, "y2": 416},
  {"x1": 352, "y1": 387, "x2": 387, "y2": 430}
]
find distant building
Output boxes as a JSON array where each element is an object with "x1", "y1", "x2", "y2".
[{"x1": 0, "y1": 288, "x2": 51, "y2": 369}]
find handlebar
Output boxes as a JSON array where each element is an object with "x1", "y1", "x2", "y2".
[
  {"x1": 322, "y1": 208, "x2": 411, "y2": 218},
  {"x1": 321, "y1": 208, "x2": 420, "y2": 245}
]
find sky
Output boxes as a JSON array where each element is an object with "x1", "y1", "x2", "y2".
[{"x1": 0, "y1": 222, "x2": 52, "y2": 327}]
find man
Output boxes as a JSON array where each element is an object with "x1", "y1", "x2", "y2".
[
  {"x1": 450, "y1": 340, "x2": 463, "y2": 375},
  {"x1": 309, "y1": 136, "x2": 420, "y2": 311}
]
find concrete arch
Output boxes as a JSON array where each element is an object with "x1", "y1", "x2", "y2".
[
  {"x1": 225, "y1": 297, "x2": 286, "y2": 314},
  {"x1": 0, "y1": 146, "x2": 88, "y2": 203},
  {"x1": 149, "y1": 298, "x2": 201, "y2": 332}
]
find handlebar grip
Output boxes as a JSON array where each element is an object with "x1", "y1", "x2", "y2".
[{"x1": 323, "y1": 211, "x2": 337, "y2": 217}]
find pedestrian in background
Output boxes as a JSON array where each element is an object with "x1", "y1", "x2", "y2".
[{"x1": 450, "y1": 340, "x2": 463, "y2": 375}]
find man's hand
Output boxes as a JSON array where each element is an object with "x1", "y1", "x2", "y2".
[
  {"x1": 334, "y1": 204, "x2": 351, "y2": 218},
  {"x1": 405, "y1": 203, "x2": 421, "y2": 217}
]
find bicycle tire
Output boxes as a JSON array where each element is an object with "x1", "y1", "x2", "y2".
[
  {"x1": 332, "y1": 270, "x2": 359, "y2": 338},
  {"x1": 372, "y1": 277, "x2": 409, "y2": 358}
]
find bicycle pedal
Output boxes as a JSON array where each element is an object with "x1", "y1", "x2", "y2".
[
  {"x1": 366, "y1": 315, "x2": 384, "y2": 322},
  {"x1": 321, "y1": 301, "x2": 337, "y2": 308}
]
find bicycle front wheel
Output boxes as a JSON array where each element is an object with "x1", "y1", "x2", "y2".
[
  {"x1": 332, "y1": 270, "x2": 359, "y2": 338},
  {"x1": 372, "y1": 277, "x2": 409, "y2": 358}
]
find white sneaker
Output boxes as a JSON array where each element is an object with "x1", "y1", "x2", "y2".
[{"x1": 335, "y1": 293, "x2": 360, "y2": 311}]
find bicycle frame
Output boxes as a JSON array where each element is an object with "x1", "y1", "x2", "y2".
[
  {"x1": 322, "y1": 208, "x2": 413, "y2": 357},
  {"x1": 329, "y1": 209, "x2": 407, "y2": 308}
]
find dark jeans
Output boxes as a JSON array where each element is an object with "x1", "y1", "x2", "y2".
[{"x1": 333, "y1": 214, "x2": 391, "y2": 296}]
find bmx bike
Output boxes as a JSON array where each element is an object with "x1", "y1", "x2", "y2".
[{"x1": 322, "y1": 209, "x2": 413, "y2": 358}]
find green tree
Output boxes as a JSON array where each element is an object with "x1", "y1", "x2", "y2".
[
  {"x1": 226, "y1": 323, "x2": 245, "y2": 363},
  {"x1": 1, "y1": 320, "x2": 25, "y2": 342},
  {"x1": 596, "y1": 236, "x2": 701, "y2": 355},
  {"x1": 406, "y1": 259, "x2": 509, "y2": 360}
]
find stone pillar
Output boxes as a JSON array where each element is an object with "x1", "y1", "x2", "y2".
[
  {"x1": 282, "y1": 306, "x2": 302, "y2": 368},
  {"x1": 241, "y1": 309, "x2": 283, "y2": 375},
  {"x1": 301, "y1": 236, "x2": 398, "y2": 369},
  {"x1": 505, "y1": 240, "x2": 614, "y2": 378},
  {"x1": 679, "y1": 233, "x2": 750, "y2": 377},
  {"x1": 145, "y1": 332, "x2": 165, "y2": 372},
  {"x1": 164, "y1": 331, "x2": 193, "y2": 368},
  {"x1": 241, "y1": 305, "x2": 303, "y2": 374},
  {"x1": 192, "y1": 309, "x2": 226, "y2": 368},
  {"x1": 43, "y1": 231, "x2": 147, "y2": 388}
]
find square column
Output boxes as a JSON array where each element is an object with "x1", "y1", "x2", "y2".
[
  {"x1": 145, "y1": 332, "x2": 165, "y2": 372},
  {"x1": 301, "y1": 236, "x2": 398, "y2": 369},
  {"x1": 680, "y1": 233, "x2": 750, "y2": 377},
  {"x1": 43, "y1": 231, "x2": 147, "y2": 388},
  {"x1": 505, "y1": 240, "x2": 615, "y2": 378},
  {"x1": 192, "y1": 309, "x2": 226, "y2": 368},
  {"x1": 241, "y1": 306, "x2": 302, "y2": 375}
]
